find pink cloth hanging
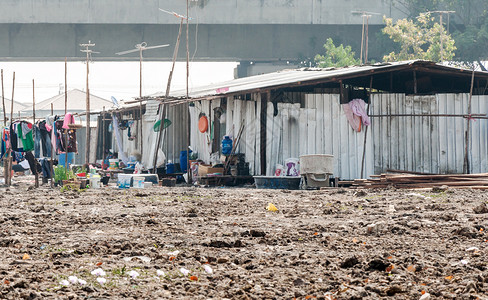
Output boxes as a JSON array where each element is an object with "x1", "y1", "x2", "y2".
[{"x1": 62, "y1": 113, "x2": 75, "y2": 129}]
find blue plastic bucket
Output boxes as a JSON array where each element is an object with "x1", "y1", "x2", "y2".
[{"x1": 166, "y1": 163, "x2": 175, "y2": 174}]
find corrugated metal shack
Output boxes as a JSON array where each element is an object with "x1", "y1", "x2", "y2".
[{"x1": 110, "y1": 60, "x2": 488, "y2": 180}]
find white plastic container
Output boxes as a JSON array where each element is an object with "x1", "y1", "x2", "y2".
[
  {"x1": 117, "y1": 174, "x2": 131, "y2": 189},
  {"x1": 299, "y1": 154, "x2": 334, "y2": 188},
  {"x1": 90, "y1": 175, "x2": 101, "y2": 189},
  {"x1": 133, "y1": 176, "x2": 145, "y2": 189}
]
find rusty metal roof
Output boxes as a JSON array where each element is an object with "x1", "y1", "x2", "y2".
[{"x1": 146, "y1": 60, "x2": 488, "y2": 102}]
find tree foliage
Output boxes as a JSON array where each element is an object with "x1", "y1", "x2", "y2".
[
  {"x1": 382, "y1": 13, "x2": 456, "y2": 62},
  {"x1": 314, "y1": 38, "x2": 360, "y2": 68},
  {"x1": 393, "y1": 0, "x2": 488, "y2": 61}
]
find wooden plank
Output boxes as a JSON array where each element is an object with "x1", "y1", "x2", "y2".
[
  {"x1": 255, "y1": 93, "x2": 261, "y2": 175},
  {"x1": 266, "y1": 101, "x2": 274, "y2": 176},
  {"x1": 290, "y1": 103, "x2": 300, "y2": 159},
  {"x1": 298, "y1": 108, "x2": 308, "y2": 156},
  {"x1": 315, "y1": 94, "x2": 325, "y2": 154},
  {"x1": 282, "y1": 103, "x2": 290, "y2": 160}
]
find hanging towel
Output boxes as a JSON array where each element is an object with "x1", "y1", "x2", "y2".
[
  {"x1": 62, "y1": 113, "x2": 75, "y2": 129},
  {"x1": 342, "y1": 103, "x2": 361, "y2": 132},
  {"x1": 349, "y1": 99, "x2": 370, "y2": 126}
]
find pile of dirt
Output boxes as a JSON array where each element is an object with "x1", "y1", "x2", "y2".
[{"x1": 0, "y1": 181, "x2": 487, "y2": 299}]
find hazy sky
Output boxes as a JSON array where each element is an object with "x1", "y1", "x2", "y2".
[{"x1": 0, "y1": 61, "x2": 238, "y2": 105}]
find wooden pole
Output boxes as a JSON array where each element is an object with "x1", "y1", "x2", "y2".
[
  {"x1": 152, "y1": 17, "x2": 184, "y2": 173},
  {"x1": 360, "y1": 16, "x2": 365, "y2": 65},
  {"x1": 1, "y1": 69, "x2": 5, "y2": 126},
  {"x1": 463, "y1": 68, "x2": 476, "y2": 174},
  {"x1": 50, "y1": 103, "x2": 54, "y2": 188},
  {"x1": 139, "y1": 100, "x2": 143, "y2": 154},
  {"x1": 365, "y1": 15, "x2": 370, "y2": 63},
  {"x1": 102, "y1": 106, "x2": 106, "y2": 165},
  {"x1": 8, "y1": 72, "x2": 15, "y2": 186},
  {"x1": 64, "y1": 58, "x2": 68, "y2": 173},
  {"x1": 33, "y1": 79, "x2": 39, "y2": 188},
  {"x1": 360, "y1": 76, "x2": 374, "y2": 179},
  {"x1": 1, "y1": 69, "x2": 7, "y2": 185},
  {"x1": 186, "y1": 0, "x2": 191, "y2": 183},
  {"x1": 166, "y1": 19, "x2": 184, "y2": 97},
  {"x1": 85, "y1": 52, "x2": 91, "y2": 166}
]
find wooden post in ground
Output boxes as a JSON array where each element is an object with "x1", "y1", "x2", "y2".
[
  {"x1": 33, "y1": 79, "x2": 39, "y2": 188},
  {"x1": 8, "y1": 72, "x2": 15, "y2": 186},
  {"x1": 50, "y1": 103, "x2": 54, "y2": 188},
  {"x1": 1, "y1": 69, "x2": 7, "y2": 185},
  {"x1": 101, "y1": 106, "x2": 105, "y2": 165},
  {"x1": 64, "y1": 58, "x2": 68, "y2": 175}
]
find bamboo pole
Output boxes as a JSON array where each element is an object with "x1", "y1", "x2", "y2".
[
  {"x1": 33, "y1": 79, "x2": 39, "y2": 188},
  {"x1": 1, "y1": 69, "x2": 6, "y2": 185},
  {"x1": 8, "y1": 72, "x2": 15, "y2": 186},
  {"x1": 64, "y1": 58, "x2": 68, "y2": 174},
  {"x1": 50, "y1": 103, "x2": 54, "y2": 188},
  {"x1": 360, "y1": 77, "x2": 374, "y2": 179},
  {"x1": 85, "y1": 52, "x2": 91, "y2": 166},
  {"x1": 102, "y1": 106, "x2": 106, "y2": 165},
  {"x1": 186, "y1": 0, "x2": 191, "y2": 183}
]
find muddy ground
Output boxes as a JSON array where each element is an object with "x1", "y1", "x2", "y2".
[{"x1": 0, "y1": 177, "x2": 488, "y2": 299}]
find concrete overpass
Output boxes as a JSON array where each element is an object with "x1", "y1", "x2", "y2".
[{"x1": 0, "y1": 0, "x2": 407, "y2": 74}]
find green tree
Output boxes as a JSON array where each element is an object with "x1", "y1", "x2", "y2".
[
  {"x1": 393, "y1": 0, "x2": 488, "y2": 61},
  {"x1": 382, "y1": 13, "x2": 456, "y2": 62},
  {"x1": 314, "y1": 38, "x2": 360, "y2": 68}
]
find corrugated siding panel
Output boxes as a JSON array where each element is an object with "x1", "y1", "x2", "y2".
[
  {"x1": 371, "y1": 93, "x2": 488, "y2": 174},
  {"x1": 264, "y1": 94, "x2": 373, "y2": 179}
]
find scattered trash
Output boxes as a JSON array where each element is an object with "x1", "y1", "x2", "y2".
[
  {"x1": 203, "y1": 265, "x2": 213, "y2": 274},
  {"x1": 123, "y1": 256, "x2": 151, "y2": 263},
  {"x1": 22, "y1": 253, "x2": 30, "y2": 260},
  {"x1": 167, "y1": 250, "x2": 180, "y2": 256},
  {"x1": 97, "y1": 277, "x2": 107, "y2": 285},
  {"x1": 180, "y1": 268, "x2": 190, "y2": 276},
  {"x1": 419, "y1": 292, "x2": 431, "y2": 300},
  {"x1": 406, "y1": 193, "x2": 426, "y2": 199},
  {"x1": 40, "y1": 245, "x2": 46, "y2": 250},
  {"x1": 387, "y1": 204, "x2": 396, "y2": 213},
  {"x1": 128, "y1": 270, "x2": 139, "y2": 279},
  {"x1": 189, "y1": 275, "x2": 198, "y2": 281},
  {"x1": 466, "y1": 247, "x2": 480, "y2": 253},
  {"x1": 460, "y1": 259, "x2": 469, "y2": 265},
  {"x1": 91, "y1": 268, "x2": 106, "y2": 276},
  {"x1": 59, "y1": 280, "x2": 70, "y2": 286},
  {"x1": 266, "y1": 203, "x2": 278, "y2": 212},
  {"x1": 68, "y1": 276, "x2": 78, "y2": 284},
  {"x1": 156, "y1": 270, "x2": 165, "y2": 277}
]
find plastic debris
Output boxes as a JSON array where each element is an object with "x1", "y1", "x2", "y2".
[
  {"x1": 466, "y1": 247, "x2": 480, "y2": 253},
  {"x1": 156, "y1": 270, "x2": 165, "y2": 277},
  {"x1": 97, "y1": 277, "x2": 107, "y2": 285},
  {"x1": 128, "y1": 270, "x2": 140, "y2": 279},
  {"x1": 180, "y1": 267, "x2": 190, "y2": 276},
  {"x1": 203, "y1": 265, "x2": 213, "y2": 274},
  {"x1": 266, "y1": 203, "x2": 278, "y2": 212},
  {"x1": 123, "y1": 256, "x2": 151, "y2": 263},
  {"x1": 68, "y1": 276, "x2": 78, "y2": 284},
  {"x1": 91, "y1": 268, "x2": 106, "y2": 276},
  {"x1": 167, "y1": 250, "x2": 180, "y2": 256},
  {"x1": 22, "y1": 253, "x2": 30, "y2": 260},
  {"x1": 59, "y1": 280, "x2": 70, "y2": 286},
  {"x1": 460, "y1": 259, "x2": 469, "y2": 265}
]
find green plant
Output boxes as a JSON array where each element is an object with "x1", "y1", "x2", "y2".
[{"x1": 314, "y1": 38, "x2": 360, "y2": 68}]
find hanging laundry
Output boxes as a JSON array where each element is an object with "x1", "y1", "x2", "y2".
[
  {"x1": 342, "y1": 103, "x2": 361, "y2": 132},
  {"x1": 62, "y1": 113, "x2": 75, "y2": 129},
  {"x1": 350, "y1": 99, "x2": 370, "y2": 126}
]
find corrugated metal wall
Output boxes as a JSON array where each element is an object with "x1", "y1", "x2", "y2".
[
  {"x1": 265, "y1": 94, "x2": 373, "y2": 179},
  {"x1": 370, "y1": 93, "x2": 488, "y2": 174}
]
